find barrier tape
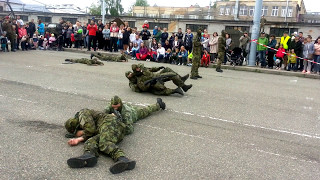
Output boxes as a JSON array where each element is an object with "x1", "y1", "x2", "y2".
[{"x1": 250, "y1": 39, "x2": 320, "y2": 65}]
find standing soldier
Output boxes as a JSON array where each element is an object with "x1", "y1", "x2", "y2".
[
  {"x1": 216, "y1": 30, "x2": 226, "y2": 73},
  {"x1": 2, "y1": 17, "x2": 16, "y2": 52},
  {"x1": 190, "y1": 29, "x2": 202, "y2": 79},
  {"x1": 260, "y1": 15, "x2": 267, "y2": 33}
]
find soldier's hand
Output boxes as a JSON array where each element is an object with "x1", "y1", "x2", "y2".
[
  {"x1": 128, "y1": 73, "x2": 133, "y2": 78},
  {"x1": 159, "y1": 66, "x2": 165, "y2": 69}
]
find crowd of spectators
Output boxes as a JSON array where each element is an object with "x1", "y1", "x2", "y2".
[{"x1": 1, "y1": 16, "x2": 320, "y2": 74}]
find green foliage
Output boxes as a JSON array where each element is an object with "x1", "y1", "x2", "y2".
[
  {"x1": 89, "y1": 3, "x2": 101, "y2": 16},
  {"x1": 134, "y1": 0, "x2": 149, "y2": 6},
  {"x1": 88, "y1": 0, "x2": 124, "y2": 16}
]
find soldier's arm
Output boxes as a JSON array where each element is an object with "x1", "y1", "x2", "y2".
[
  {"x1": 104, "y1": 105, "x2": 112, "y2": 114},
  {"x1": 80, "y1": 109, "x2": 99, "y2": 140},
  {"x1": 121, "y1": 109, "x2": 135, "y2": 135},
  {"x1": 148, "y1": 67, "x2": 161, "y2": 72}
]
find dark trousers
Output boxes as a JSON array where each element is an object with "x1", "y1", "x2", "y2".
[
  {"x1": 88, "y1": 35, "x2": 96, "y2": 51},
  {"x1": 98, "y1": 39, "x2": 104, "y2": 50},
  {"x1": 105, "y1": 39, "x2": 110, "y2": 51},
  {"x1": 110, "y1": 37, "x2": 118, "y2": 52},
  {"x1": 287, "y1": 63, "x2": 296, "y2": 71},
  {"x1": 75, "y1": 40, "x2": 81, "y2": 48},
  {"x1": 65, "y1": 38, "x2": 71, "y2": 48},
  {"x1": 267, "y1": 51, "x2": 275, "y2": 68},
  {"x1": 185, "y1": 46, "x2": 192, "y2": 53},
  {"x1": 21, "y1": 41, "x2": 27, "y2": 50}
]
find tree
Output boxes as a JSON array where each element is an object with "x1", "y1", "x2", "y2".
[
  {"x1": 89, "y1": 3, "x2": 101, "y2": 16},
  {"x1": 134, "y1": 0, "x2": 149, "y2": 6},
  {"x1": 88, "y1": 0, "x2": 124, "y2": 16}
]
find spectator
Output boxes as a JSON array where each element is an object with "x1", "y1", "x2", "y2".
[
  {"x1": 1, "y1": 31, "x2": 9, "y2": 52},
  {"x1": 97, "y1": 20, "x2": 104, "y2": 30},
  {"x1": 139, "y1": 26, "x2": 151, "y2": 48},
  {"x1": 16, "y1": 15, "x2": 24, "y2": 26},
  {"x1": 65, "y1": 26, "x2": 73, "y2": 48},
  {"x1": 151, "y1": 38, "x2": 158, "y2": 51},
  {"x1": 136, "y1": 42, "x2": 148, "y2": 60},
  {"x1": 152, "y1": 26, "x2": 158, "y2": 36},
  {"x1": 126, "y1": 42, "x2": 133, "y2": 55},
  {"x1": 163, "y1": 40, "x2": 171, "y2": 51},
  {"x1": 118, "y1": 24, "x2": 124, "y2": 52},
  {"x1": 87, "y1": 20, "x2": 98, "y2": 51},
  {"x1": 184, "y1": 28, "x2": 193, "y2": 53},
  {"x1": 172, "y1": 36, "x2": 180, "y2": 51},
  {"x1": 131, "y1": 42, "x2": 139, "y2": 60},
  {"x1": 291, "y1": 35, "x2": 303, "y2": 71},
  {"x1": 74, "y1": 21, "x2": 83, "y2": 49},
  {"x1": 82, "y1": 23, "x2": 88, "y2": 48},
  {"x1": 160, "y1": 28, "x2": 168, "y2": 46},
  {"x1": 267, "y1": 35, "x2": 277, "y2": 69},
  {"x1": 256, "y1": 32, "x2": 268, "y2": 68},
  {"x1": 165, "y1": 48, "x2": 172, "y2": 63},
  {"x1": 154, "y1": 27, "x2": 161, "y2": 42},
  {"x1": 49, "y1": 33, "x2": 56, "y2": 49},
  {"x1": 169, "y1": 33, "x2": 175, "y2": 47},
  {"x1": 287, "y1": 49, "x2": 297, "y2": 71},
  {"x1": 102, "y1": 24, "x2": 110, "y2": 51},
  {"x1": 38, "y1": 19, "x2": 45, "y2": 36},
  {"x1": 202, "y1": 29, "x2": 210, "y2": 51},
  {"x1": 38, "y1": 35, "x2": 44, "y2": 49},
  {"x1": 239, "y1": 32, "x2": 250, "y2": 59},
  {"x1": 2, "y1": 18, "x2": 16, "y2": 52},
  {"x1": 209, "y1": 32, "x2": 219, "y2": 62},
  {"x1": 110, "y1": 22, "x2": 119, "y2": 52},
  {"x1": 123, "y1": 26, "x2": 131, "y2": 52},
  {"x1": 129, "y1": 29, "x2": 136, "y2": 43},
  {"x1": 298, "y1": 32, "x2": 304, "y2": 43},
  {"x1": 176, "y1": 28, "x2": 184, "y2": 45},
  {"x1": 157, "y1": 43, "x2": 166, "y2": 62},
  {"x1": 223, "y1": 33, "x2": 232, "y2": 64},
  {"x1": 28, "y1": 19, "x2": 36, "y2": 38},
  {"x1": 96, "y1": 26, "x2": 104, "y2": 50},
  {"x1": 313, "y1": 38, "x2": 320, "y2": 74},
  {"x1": 32, "y1": 34, "x2": 38, "y2": 49},
  {"x1": 146, "y1": 48, "x2": 157, "y2": 62},
  {"x1": 275, "y1": 44, "x2": 285, "y2": 70},
  {"x1": 142, "y1": 20, "x2": 149, "y2": 29},
  {"x1": 280, "y1": 32, "x2": 291, "y2": 70},
  {"x1": 124, "y1": 21, "x2": 129, "y2": 29},
  {"x1": 18, "y1": 25, "x2": 27, "y2": 48},
  {"x1": 171, "y1": 48, "x2": 180, "y2": 64},
  {"x1": 178, "y1": 46, "x2": 188, "y2": 65},
  {"x1": 302, "y1": 35, "x2": 314, "y2": 74},
  {"x1": 132, "y1": 35, "x2": 143, "y2": 49},
  {"x1": 201, "y1": 49, "x2": 210, "y2": 67},
  {"x1": 44, "y1": 31, "x2": 50, "y2": 41},
  {"x1": 20, "y1": 35, "x2": 28, "y2": 51},
  {"x1": 70, "y1": 33, "x2": 75, "y2": 47}
]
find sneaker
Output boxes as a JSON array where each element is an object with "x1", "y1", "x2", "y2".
[
  {"x1": 177, "y1": 63, "x2": 181, "y2": 66},
  {"x1": 307, "y1": 71, "x2": 311, "y2": 74},
  {"x1": 302, "y1": 70, "x2": 306, "y2": 74}
]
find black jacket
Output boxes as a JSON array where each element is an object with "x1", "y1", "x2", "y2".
[{"x1": 139, "y1": 30, "x2": 151, "y2": 40}]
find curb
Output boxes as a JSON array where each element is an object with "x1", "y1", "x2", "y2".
[{"x1": 63, "y1": 48, "x2": 320, "y2": 80}]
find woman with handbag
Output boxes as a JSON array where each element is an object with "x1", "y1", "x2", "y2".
[{"x1": 302, "y1": 35, "x2": 314, "y2": 74}]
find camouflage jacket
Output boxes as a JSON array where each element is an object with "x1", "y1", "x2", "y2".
[{"x1": 192, "y1": 32, "x2": 202, "y2": 56}]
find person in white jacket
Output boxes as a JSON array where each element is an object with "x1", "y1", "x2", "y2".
[{"x1": 157, "y1": 43, "x2": 166, "y2": 62}]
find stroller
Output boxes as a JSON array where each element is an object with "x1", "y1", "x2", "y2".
[{"x1": 226, "y1": 47, "x2": 244, "y2": 66}]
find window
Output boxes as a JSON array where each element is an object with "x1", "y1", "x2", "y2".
[
  {"x1": 281, "y1": 6, "x2": 293, "y2": 17},
  {"x1": 261, "y1": 6, "x2": 268, "y2": 16},
  {"x1": 231, "y1": 6, "x2": 236, "y2": 15},
  {"x1": 136, "y1": 13, "x2": 144, "y2": 17},
  {"x1": 148, "y1": 22, "x2": 168, "y2": 30},
  {"x1": 225, "y1": 6, "x2": 231, "y2": 15},
  {"x1": 175, "y1": 15, "x2": 184, "y2": 19},
  {"x1": 219, "y1": 6, "x2": 224, "y2": 15},
  {"x1": 62, "y1": 17, "x2": 77, "y2": 24},
  {"x1": 189, "y1": 15, "x2": 198, "y2": 19},
  {"x1": 271, "y1": 6, "x2": 279, "y2": 16},
  {"x1": 239, "y1": 6, "x2": 248, "y2": 16},
  {"x1": 128, "y1": 21, "x2": 135, "y2": 28},
  {"x1": 204, "y1": 15, "x2": 212, "y2": 20},
  {"x1": 270, "y1": 28, "x2": 298, "y2": 37},
  {"x1": 20, "y1": 15, "x2": 28, "y2": 21},
  {"x1": 161, "y1": 14, "x2": 170, "y2": 18},
  {"x1": 38, "y1": 16, "x2": 52, "y2": 23},
  {"x1": 225, "y1": 26, "x2": 250, "y2": 33},
  {"x1": 249, "y1": 6, "x2": 255, "y2": 16},
  {"x1": 186, "y1": 24, "x2": 208, "y2": 32},
  {"x1": 148, "y1": 14, "x2": 157, "y2": 18},
  {"x1": 0, "y1": 6, "x2": 3, "y2": 12}
]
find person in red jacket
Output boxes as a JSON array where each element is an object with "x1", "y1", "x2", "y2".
[
  {"x1": 201, "y1": 49, "x2": 210, "y2": 67},
  {"x1": 87, "y1": 20, "x2": 98, "y2": 51},
  {"x1": 142, "y1": 20, "x2": 149, "y2": 29}
]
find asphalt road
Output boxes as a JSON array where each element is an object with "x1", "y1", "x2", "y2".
[{"x1": 0, "y1": 50, "x2": 320, "y2": 180}]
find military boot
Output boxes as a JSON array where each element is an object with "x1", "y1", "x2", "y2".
[
  {"x1": 67, "y1": 152, "x2": 97, "y2": 168},
  {"x1": 65, "y1": 59, "x2": 71, "y2": 62},
  {"x1": 182, "y1": 84, "x2": 192, "y2": 92},
  {"x1": 181, "y1": 74, "x2": 190, "y2": 82},
  {"x1": 90, "y1": 53, "x2": 94, "y2": 59},
  {"x1": 157, "y1": 98, "x2": 166, "y2": 110},
  {"x1": 195, "y1": 75, "x2": 202, "y2": 78},
  {"x1": 190, "y1": 76, "x2": 198, "y2": 80},
  {"x1": 216, "y1": 68, "x2": 223, "y2": 73},
  {"x1": 172, "y1": 88, "x2": 184, "y2": 95},
  {"x1": 109, "y1": 156, "x2": 136, "y2": 174}
]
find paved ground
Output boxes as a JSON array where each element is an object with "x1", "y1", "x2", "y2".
[{"x1": 0, "y1": 50, "x2": 320, "y2": 180}]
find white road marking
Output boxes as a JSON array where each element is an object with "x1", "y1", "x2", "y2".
[{"x1": 0, "y1": 94, "x2": 38, "y2": 104}]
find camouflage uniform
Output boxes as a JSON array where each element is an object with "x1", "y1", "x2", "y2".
[
  {"x1": 66, "y1": 58, "x2": 104, "y2": 66},
  {"x1": 125, "y1": 71, "x2": 141, "y2": 93},
  {"x1": 190, "y1": 29, "x2": 202, "y2": 78},
  {"x1": 216, "y1": 30, "x2": 226, "y2": 70},
  {"x1": 92, "y1": 53, "x2": 127, "y2": 62},
  {"x1": 2, "y1": 21, "x2": 15, "y2": 51}
]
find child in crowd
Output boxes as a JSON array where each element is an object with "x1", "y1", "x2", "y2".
[
  {"x1": 287, "y1": 49, "x2": 297, "y2": 71},
  {"x1": 43, "y1": 38, "x2": 48, "y2": 50},
  {"x1": 49, "y1": 34, "x2": 56, "y2": 49},
  {"x1": 126, "y1": 42, "x2": 133, "y2": 56},
  {"x1": 131, "y1": 43, "x2": 139, "y2": 60},
  {"x1": 169, "y1": 33, "x2": 175, "y2": 46},
  {"x1": 171, "y1": 48, "x2": 179, "y2": 64},
  {"x1": 142, "y1": 20, "x2": 149, "y2": 29},
  {"x1": 151, "y1": 38, "x2": 158, "y2": 51},
  {"x1": 66, "y1": 27, "x2": 73, "y2": 48},
  {"x1": 275, "y1": 44, "x2": 285, "y2": 70},
  {"x1": 20, "y1": 35, "x2": 28, "y2": 51},
  {"x1": 32, "y1": 34, "x2": 38, "y2": 49},
  {"x1": 178, "y1": 46, "x2": 188, "y2": 65},
  {"x1": 0, "y1": 32, "x2": 9, "y2": 52},
  {"x1": 165, "y1": 48, "x2": 172, "y2": 63},
  {"x1": 146, "y1": 48, "x2": 157, "y2": 62},
  {"x1": 187, "y1": 52, "x2": 193, "y2": 66},
  {"x1": 38, "y1": 35, "x2": 44, "y2": 49},
  {"x1": 70, "y1": 33, "x2": 75, "y2": 48},
  {"x1": 44, "y1": 31, "x2": 50, "y2": 41},
  {"x1": 201, "y1": 49, "x2": 210, "y2": 67},
  {"x1": 173, "y1": 36, "x2": 179, "y2": 52}
]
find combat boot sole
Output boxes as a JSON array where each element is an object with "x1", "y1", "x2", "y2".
[
  {"x1": 126, "y1": 160, "x2": 136, "y2": 170},
  {"x1": 67, "y1": 156, "x2": 97, "y2": 168},
  {"x1": 109, "y1": 161, "x2": 129, "y2": 174}
]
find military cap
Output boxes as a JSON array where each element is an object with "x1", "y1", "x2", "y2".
[
  {"x1": 137, "y1": 63, "x2": 144, "y2": 69},
  {"x1": 111, "y1": 96, "x2": 122, "y2": 105},
  {"x1": 132, "y1": 64, "x2": 138, "y2": 71},
  {"x1": 65, "y1": 118, "x2": 80, "y2": 134}
]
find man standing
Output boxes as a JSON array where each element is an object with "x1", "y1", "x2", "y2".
[
  {"x1": 160, "y1": 28, "x2": 168, "y2": 47},
  {"x1": 190, "y1": 29, "x2": 202, "y2": 79},
  {"x1": 16, "y1": 15, "x2": 24, "y2": 26},
  {"x1": 239, "y1": 32, "x2": 250, "y2": 59},
  {"x1": 298, "y1": 32, "x2": 304, "y2": 43},
  {"x1": 257, "y1": 32, "x2": 268, "y2": 68},
  {"x1": 176, "y1": 28, "x2": 184, "y2": 46},
  {"x1": 291, "y1": 35, "x2": 303, "y2": 71},
  {"x1": 87, "y1": 20, "x2": 97, "y2": 51},
  {"x1": 28, "y1": 19, "x2": 36, "y2": 37},
  {"x1": 280, "y1": 31, "x2": 291, "y2": 70},
  {"x1": 216, "y1": 30, "x2": 226, "y2": 73},
  {"x1": 260, "y1": 15, "x2": 267, "y2": 33},
  {"x1": 139, "y1": 26, "x2": 151, "y2": 48},
  {"x1": 184, "y1": 28, "x2": 193, "y2": 53}
]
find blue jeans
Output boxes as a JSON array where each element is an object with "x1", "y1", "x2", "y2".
[
  {"x1": 314, "y1": 55, "x2": 320, "y2": 73},
  {"x1": 84, "y1": 36, "x2": 88, "y2": 48},
  {"x1": 132, "y1": 49, "x2": 139, "y2": 58},
  {"x1": 258, "y1": 51, "x2": 266, "y2": 67}
]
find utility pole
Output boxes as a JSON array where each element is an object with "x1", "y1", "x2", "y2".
[
  {"x1": 101, "y1": 0, "x2": 106, "y2": 24},
  {"x1": 284, "y1": 0, "x2": 289, "y2": 22},
  {"x1": 248, "y1": 0, "x2": 263, "y2": 66}
]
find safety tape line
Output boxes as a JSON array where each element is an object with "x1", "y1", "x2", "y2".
[{"x1": 251, "y1": 39, "x2": 320, "y2": 65}]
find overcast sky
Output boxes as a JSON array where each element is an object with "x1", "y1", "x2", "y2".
[{"x1": 20, "y1": 0, "x2": 320, "y2": 12}]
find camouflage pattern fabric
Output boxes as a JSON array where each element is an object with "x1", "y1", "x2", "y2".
[
  {"x1": 217, "y1": 30, "x2": 226, "y2": 69},
  {"x1": 93, "y1": 53, "x2": 127, "y2": 62},
  {"x1": 191, "y1": 29, "x2": 202, "y2": 77},
  {"x1": 125, "y1": 71, "x2": 141, "y2": 93},
  {"x1": 69, "y1": 58, "x2": 104, "y2": 66}
]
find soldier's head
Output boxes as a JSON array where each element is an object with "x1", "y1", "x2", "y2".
[
  {"x1": 110, "y1": 96, "x2": 122, "y2": 110},
  {"x1": 221, "y1": 30, "x2": 226, "y2": 37},
  {"x1": 197, "y1": 28, "x2": 202, "y2": 36},
  {"x1": 132, "y1": 64, "x2": 139, "y2": 72},
  {"x1": 65, "y1": 118, "x2": 80, "y2": 135}
]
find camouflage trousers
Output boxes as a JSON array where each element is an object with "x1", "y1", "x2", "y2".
[
  {"x1": 156, "y1": 67, "x2": 185, "y2": 87},
  {"x1": 216, "y1": 52, "x2": 225, "y2": 69},
  {"x1": 84, "y1": 118, "x2": 126, "y2": 161},
  {"x1": 191, "y1": 56, "x2": 200, "y2": 77},
  {"x1": 134, "y1": 103, "x2": 160, "y2": 122},
  {"x1": 150, "y1": 82, "x2": 175, "y2": 96},
  {"x1": 93, "y1": 53, "x2": 126, "y2": 62},
  {"x1": 70, "y1": 58, "x2": 104, "y2": 66}
]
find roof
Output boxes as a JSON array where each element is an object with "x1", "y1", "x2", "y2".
[{"x1": 0, "y1": 0, "x2": 24, "y2": 4}]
